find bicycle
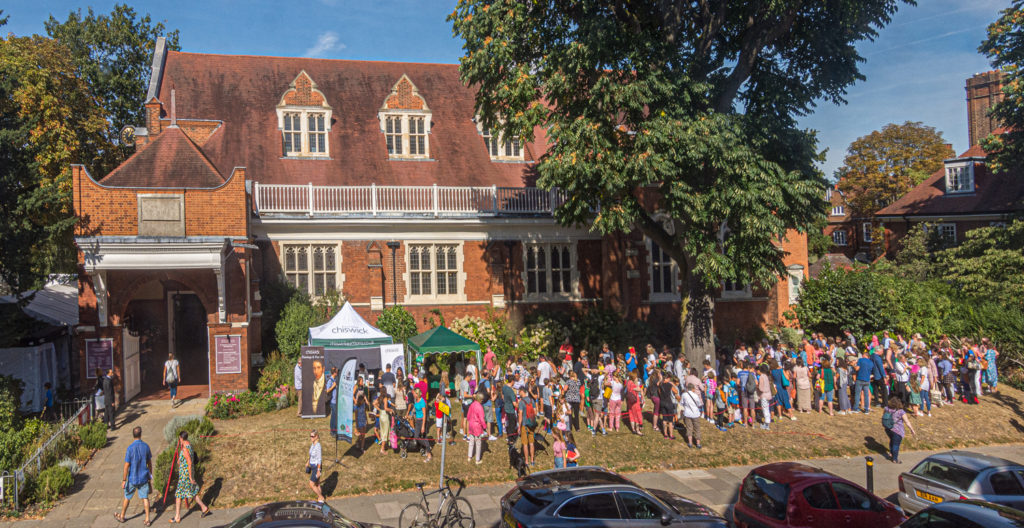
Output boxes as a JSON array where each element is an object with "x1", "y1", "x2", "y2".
[{"x1": 398, "y1": 476, "x2": 475, "y2": 528}]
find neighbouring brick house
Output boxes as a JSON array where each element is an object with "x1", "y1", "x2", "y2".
[
  {"x1": 876, "y1": 71, "x2": 1024, "y2": 255},
  {"x1": 822, "y1": 186, "x2": 875, "y2": 264},
  {"x1": 72, "y1": 39, "x2": 808, "y2": 400}
]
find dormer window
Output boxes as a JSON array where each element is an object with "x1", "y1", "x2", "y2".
[
  {"x1": 945, "y1": 161, "x2": 975, "y2": 194},
  {"x1": 477, "y1": 120, "x2": 525, "y2": 161},
  {"x1": 276, "y1": 71, "x2": 332, "y2": 158},
  {"x1": 379, "y1": 75, "x2": 432, "y2": 160}
]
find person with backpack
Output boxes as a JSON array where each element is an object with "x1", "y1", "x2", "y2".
[
  {"x1": 882, "y1": 396, "x2": 916, "y2": 464},
  {"x1": 756, "y1": 364, "x2": 773, "y2": 430},
  {"x1": 565, "y1": 371, "x2": 582, "y2": 431},
  {"x1": 740, "y1": 361, "x2": 757, "y2": 427},
  {"x1": 625, "y1": 371, "x2": 644, "y2": 435},
  {"x1": 517, "y1": 386, "x2": 538, "y2": 467},
  {"x1": 606, "y1": 373, "x2": 624, "y2": 433},
  {"x1": 817, "y1": 359, "x2": 835, "y2": 416},
  {"x1": 681, "y1": 383, "x2": 703, "y2": 449},
  {"x1": 659, "y1": 374, "x2": 678, "y2": 438}
]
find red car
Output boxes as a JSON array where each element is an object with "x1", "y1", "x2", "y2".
[{"x1": 732, "y1": 462, "x2": 905, "y2": 528}]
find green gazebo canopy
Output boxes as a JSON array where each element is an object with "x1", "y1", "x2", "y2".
[{"x1": 408, "y1": 326, "x2": 482, "y2": 373}]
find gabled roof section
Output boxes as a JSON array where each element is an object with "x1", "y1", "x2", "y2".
[
  {"x1": 381, "y1": 74, "x2": 429, "y2": 111},
  {"x1": 153, "y1": 51, "x2": 545, "y2": 187},
  {"x1": 98, "y1": 126, "x2": 225, "y2": 188},
  {"x1": 876, "y1": 146, "x2": 1024, "y2": 218},
  {"x1": 278, "y1": 70, "x2": 331, "y2": 109}
]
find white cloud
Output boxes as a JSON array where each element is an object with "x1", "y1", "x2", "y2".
[{"x1": 304, "y1": 31, "x2": 346, "y2": 57}]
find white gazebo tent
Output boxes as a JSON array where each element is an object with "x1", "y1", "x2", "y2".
[{"x1": 308, "y1": 301, "x2": 393, "y2": 349}]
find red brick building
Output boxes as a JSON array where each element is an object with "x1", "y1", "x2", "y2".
[
  {"x1": 876, "y1": 71, "x2": 1024, "y2": 254},
  {"x1": 822, "y1": 186, "x2": 875, "y2": 264},
  {"x1": 72, "y1": 39, "x2": 808, "y2": 400}
]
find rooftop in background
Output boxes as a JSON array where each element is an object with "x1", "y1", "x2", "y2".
[{"x1": 0, "y1": 281, "x2": 79, "y2": 328}]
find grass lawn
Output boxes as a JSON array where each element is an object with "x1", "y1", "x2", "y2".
[{"x1": 200, "y1": 386, "x2": 1024, "y2": 508}]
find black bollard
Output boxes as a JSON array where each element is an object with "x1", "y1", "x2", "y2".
[{"x1": 865, "y1": 455, "x2": 874, "y2": 493}]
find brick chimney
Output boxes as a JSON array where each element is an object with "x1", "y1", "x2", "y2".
[{"x1": 966, "y1": 71, "x2": 1005, "y2": 147}]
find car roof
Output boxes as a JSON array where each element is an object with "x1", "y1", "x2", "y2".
[
  {"x1": 751, "y1": 462, "x2": 838, "y2": 485},
  {"x1": 924, "y1": 451, "x2": 1022, "y2": 472},
  {"x1": 518, "y1": 466, "x2": 637, "y2": 491},
  {"x1": 927, "y1": 500, "x2": 1024, "y2": 522}
]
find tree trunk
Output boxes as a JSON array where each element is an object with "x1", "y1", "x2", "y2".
[{"x1": 680, "y1": 270, "x2": 716, "y2": 370}]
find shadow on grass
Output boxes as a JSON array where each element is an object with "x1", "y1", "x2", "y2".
[
  {"x1": 322, "y1": 471, "x2": 339, "y2": 497},
  {"x1": 202, "y1": 477, "x2": 223, "y2": 507},
  {"x1": 990, "y1": 392, "x2": 1024, "y2": 420},
  {"x1": 863, "y1": 435, "x2": 888, "y2": 456}
]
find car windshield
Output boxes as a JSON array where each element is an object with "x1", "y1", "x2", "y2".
[
  {"x1": 222, "y1": 503, "x2": 360, "y2": 528},
  {"x1": 911, "y1": 460, "x2": 979, "y2": 491},
  {"x1": 741, "y1": 472, "x2": 789, "y2": 521}
]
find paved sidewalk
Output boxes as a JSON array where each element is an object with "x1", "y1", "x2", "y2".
[{"x1": 5, "y1": 403, "x2": 1022, "y2": 528}]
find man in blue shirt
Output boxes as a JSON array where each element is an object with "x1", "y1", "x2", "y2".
[
  {"x1": 853, "y1": 351, "x2": 875, "y2": 413},
  {"x1": 870, "y1": 348, "x2": 889, "y2": 407},
  {"x1": 116, "y1": 426, "x2": 152, "y2": 525}
]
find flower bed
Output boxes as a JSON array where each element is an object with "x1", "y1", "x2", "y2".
[{"x1": 206, "y1": 387, "x2": 289, "y2": 420}]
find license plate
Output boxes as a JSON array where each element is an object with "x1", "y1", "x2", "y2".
[
  {"x1": 503, "y1": 512, "x2": 516, "y2": 528},
  {"x1": 916, "y1": 490, "x2": 943, "y2": 503}
]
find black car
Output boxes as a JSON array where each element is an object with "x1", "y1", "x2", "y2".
[
  {"x1": 901, "y1": 499, "x2": 1024, "y2": 528},
  {"x1": 216, "y1": 501, "x2": 392, "y2": 528},
  {"x1": 499, "y1": 466, "x2": 727, "y2": 528}
]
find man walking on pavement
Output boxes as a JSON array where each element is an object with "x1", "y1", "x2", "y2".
[
  {"x1": 115, "y1": 426, "x2": 153, "y2": 525},
  {"x1": 103, "y1": 368, "x2": 116, "y2": 429}
]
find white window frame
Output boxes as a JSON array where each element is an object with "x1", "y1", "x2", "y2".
[
  {"x1": 832, "y1": 230, "x2": 848, "y2": 246},
  {"x1": 937, "y1": 223, "x2": 957, "y2": 245},
  {"x1": 944, "y1": 161, "x2": 975, "y2": 194},
  {"x1": 645, "y1": 238, "x2": 680, "y2": 302},
  {"x1": 476, "y1": 119, "x2": 526, "y2": 161},
  {"x1": 862, "y1": 222, "x2": 873, "y2": 243},
  {"x1": 403, "y1": 242, "x2": 466, "y2": 303},
  {"x1": 522, "y1": 242, "x2": 578, "y2": 301},
  {"x1": 276, "y1": 107, "x2": 331, "y2": 158},
  {"x1": 830, "y1": 205, "x2": 845, "y2": 216},
  {"x1": 787, "y1": 264, "x2": 805, "y2": 305},
  {"x1": 280, "y1": 242, "x2": 344, "y2": 297},
  {"x1": 379, "y1": 112, "x2": 431, "y2": 159}
]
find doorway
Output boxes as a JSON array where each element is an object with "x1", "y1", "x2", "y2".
[{"x1": 169, "y1": 292, "x2": 209, "y2": 387}]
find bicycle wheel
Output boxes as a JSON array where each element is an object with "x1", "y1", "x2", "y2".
[
  {"x1": 441, "y1": 496, "x2": 475, "y2": 528},
  {"x1": 398, "y1": 503, "x2": 430, "y2": 528}
]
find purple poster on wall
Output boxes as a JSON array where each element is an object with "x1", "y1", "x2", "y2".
[
  {"x1": 215, "y1": 335, "x2": 242, "y2": 374},
  {"x1": 85, "y1": 339, "x2": 113, "y2": 378}
]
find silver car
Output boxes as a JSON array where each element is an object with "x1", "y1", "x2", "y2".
[{"x1": 897, "y1": 451, "x2": 1024, "y2": 515}]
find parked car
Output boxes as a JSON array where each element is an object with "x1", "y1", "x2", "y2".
[
  {"x1": 897, "y1": 451, "x2": 1024, "y2": 515},
  {"x1": 215, "y1": 501, "x2": 392, "y2": 528},
  {"x1": 901, "y1": 499, "x2": 1024, "y2": 528},
  {"x1": 732, "y1": 461, "x2": 905, "y2": 528},
  {"x1": 499, "y1": 466, "x2": 728, "y2": 528}
]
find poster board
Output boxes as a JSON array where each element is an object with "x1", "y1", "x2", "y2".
[
  {"x1": 299, "y1": 345, "x2": 381, "y2": 421},
  {"x1": 214, "y1": 335, "x2": 242, "y2": 374},
  {"x1": 379, "y1": 344, "x2": 405, "y2": 374},
  {"x1": 85, "y1": 339, "x2": 113, "y2": 379}
]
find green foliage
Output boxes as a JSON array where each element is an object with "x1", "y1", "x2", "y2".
[
  {"x1": 78, "y1": 421, "x2": 107, "y2": 450},
  {"x1": 206, "y1": 391, "x2": 279, "y2": 419},
  {"x1": 0, "y1": 374, "x2": 23, "y2": 429},
  {"x1": 162, "y1": 415, "x2": 213, "y2": 444},
  {"x1": 29, "y1": 465, "x2": 73, "y2": 503},
  {"x1": 376, "y1": 305, "x2": 418, "y2": 344},
  {"x1": 766, "y1": 326, "x2": 802, "y2": 351},
  {"x1": 835, "y1": 122, "x2": 951, "y2": 217},
  {"x1": 980, "y1": 1, "x2": 1024, "y2": 171},
  {"x1": 449, "y1": 310, "x2": 514, "y2": 360},
  {"x1": 256, "y1": 351, "x2": 297, "y2": 408},
  {"x1": 793, "y1": 265, "x2": 892, "y2": 337},
  {"x1": 806, "y1": 214, "x2": 834, "y2": 261},
  {"x1": 937, "y1": 220, "x2": 1024, "y2": 308},
  {"x1": 516, "y1": 318, "x2": 570, "y2": 361},
  {"x1": 311, "y1": 289, "x2": 347, "y2": 324},
  {"x1": 260, "y1": 279, "x2": 299, "y2": 356},
  {"x1": 275, "y1": 293, "x2": 320, "y2": 362},
  {"x1": 450, "y1": 0, "x2": 907, "y2": 358}
]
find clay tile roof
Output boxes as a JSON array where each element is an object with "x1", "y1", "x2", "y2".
[
  {"x1": 99, "y1": 126, "x2": 225, "y2": 188},
  {"x1": 155, "y1": 51, "x2": 544, "y2": 187},
  {"x1": 875, "y1": 145, "x2": 1024, "y2": 217}
]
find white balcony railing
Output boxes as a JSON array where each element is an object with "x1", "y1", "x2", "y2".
[{"x1": 252, "y1": 183, "x2": 564, "y2": 217}]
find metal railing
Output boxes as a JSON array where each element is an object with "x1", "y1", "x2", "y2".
[
  {"x1": 5, "y1": 397, "x2": 94, "y2": 511},
  {"x1": 253, "y1": 182, "x2": 565, "y2": 217}
]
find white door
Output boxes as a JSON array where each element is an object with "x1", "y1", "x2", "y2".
[{"x1": 123, "y1": 329, "x2": 141, "y2": 401}]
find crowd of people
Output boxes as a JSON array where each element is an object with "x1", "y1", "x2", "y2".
[{"x1": 310, "y1": 331, "x2": 1001, "y2": 468}]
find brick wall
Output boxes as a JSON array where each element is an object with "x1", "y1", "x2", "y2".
[
  {"x1": 282, "y1": 71, "x2": 327, "y2": 107},
  {"x1": 385, "y1": 76, "x2": 427, "y2": 110},
  {"x1": 966, "y1": 71, "x2": 1005, "y2": 147}
]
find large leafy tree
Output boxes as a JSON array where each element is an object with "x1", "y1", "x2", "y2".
[
  {"x1": 45, "y1": 4, "x2": 181, "y2": 175},
  {"x1": 450, "y1": 0, "x2": 909, "y2": 362},
  {"x1": 0, "y1": 32, "x2": 109, "y2": 300},
  {"x1": 836, "y1": 122, "x2": 950, "y2": 218},
  {"x1": 980, "y1": 0, "x2": 1024, "y2": 172}
]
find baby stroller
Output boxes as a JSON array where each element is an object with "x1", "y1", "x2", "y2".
[{"x1": 393, "y1": 417, "x2": 421, "y2": 459}]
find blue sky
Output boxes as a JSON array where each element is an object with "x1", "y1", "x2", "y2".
[{"x1": 2, "y1": 0, "x2": 1011, "y2": 178}]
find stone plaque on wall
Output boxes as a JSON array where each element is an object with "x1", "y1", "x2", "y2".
[{"x1": 138, "y1": 194, "x2": 184, "y2": 236}]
